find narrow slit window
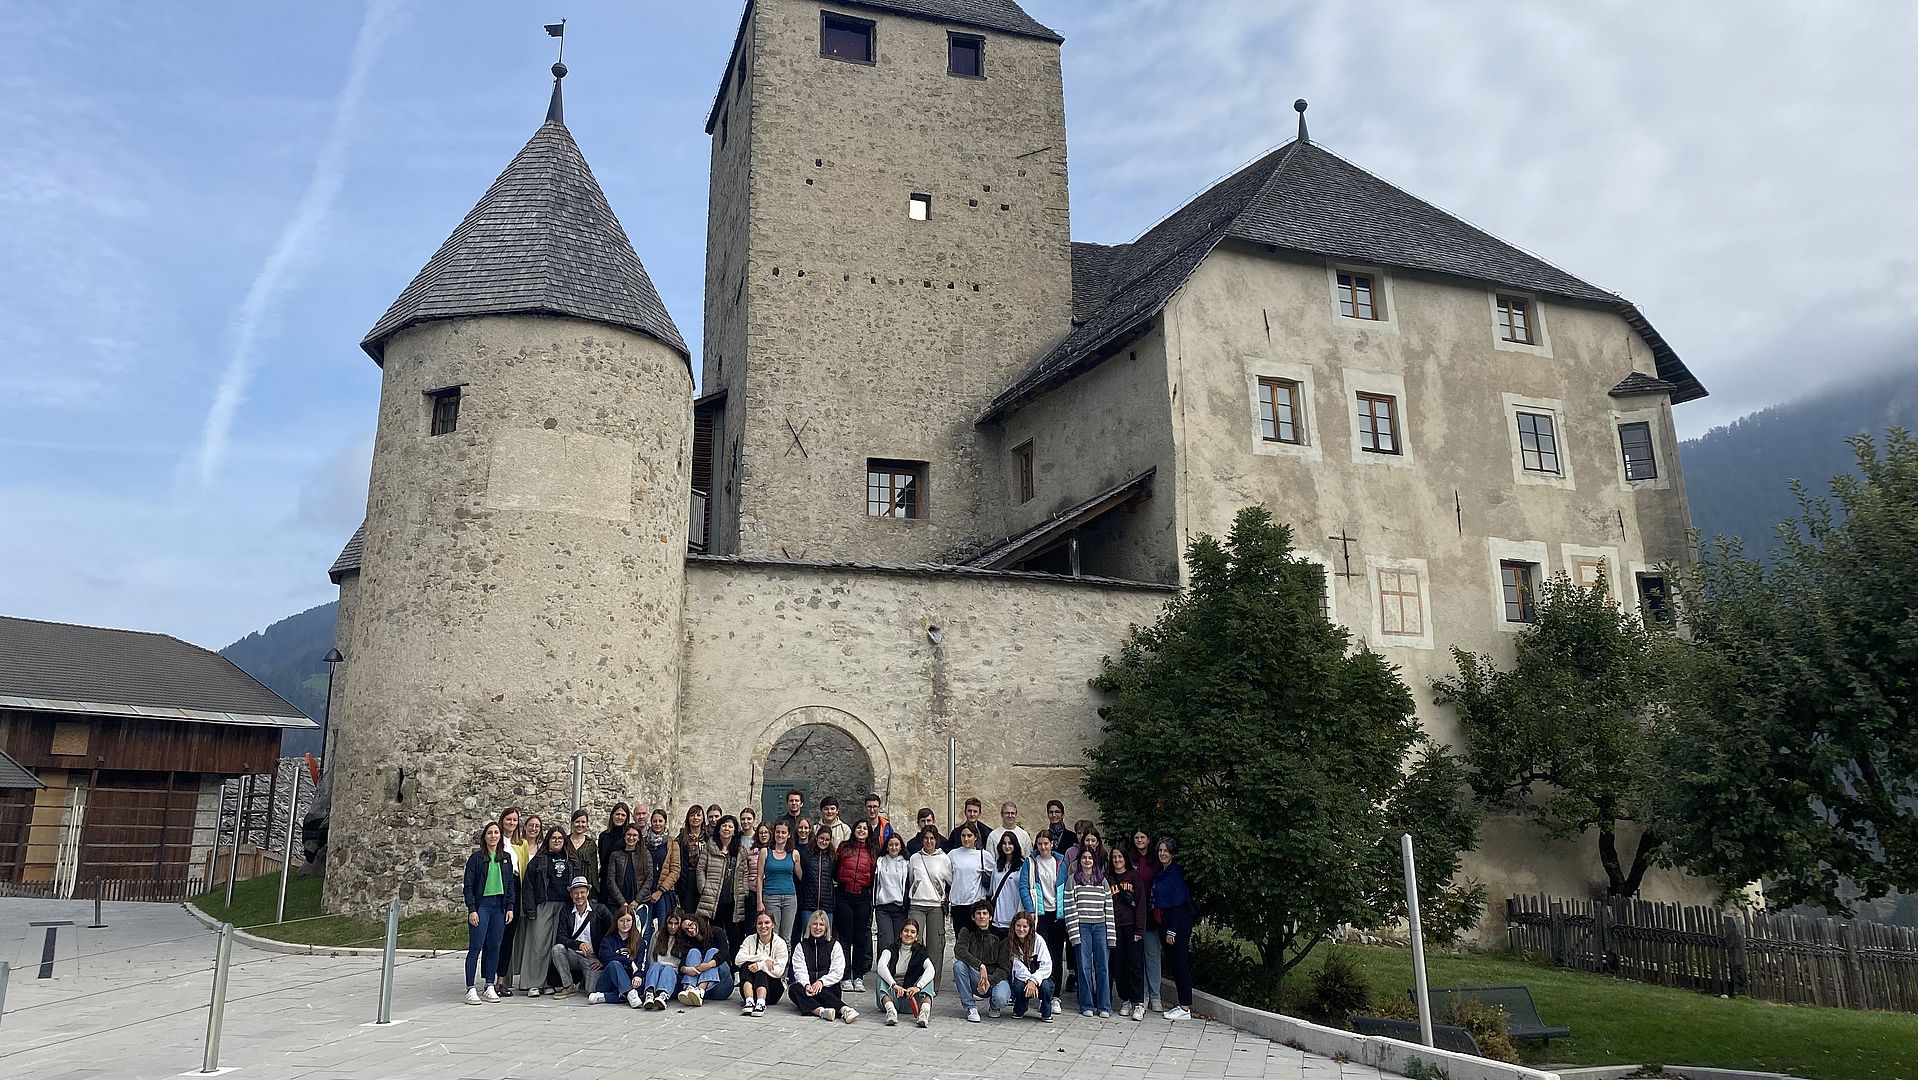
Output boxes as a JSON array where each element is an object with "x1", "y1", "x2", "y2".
[
  {"x1": 1258, "y1": 377, "x2": 1303, "y2": 444},
  {"x1": 1356, "y1": 392, "x2": 1401, "y2": 455},
  {"x1": 1619, "y1": 421, "x2": 1658, "y2": 480},
  {"x1": 908, "y1": 193, "x2": 932, "y2": 221},
  {"x1": 949, "y1": 33, "x2": 984, "y2": 77},
  {"x1": 867, "y1": 460, "x2": 926, "y2": 519},
  {"x1": 821, "y1": 12, "x2": 875, "y2": 63},
  {"x1": 1013, "y1": 441, "x2": 1035, "y2": 503},
  {"x1": 428, "y1": 387, "x2": 461, "y2": 436},
  {"x1": 1337, "y1": 271, "x2": 1379, "y2": 320},
  {"x1": 1497, "y1": 295, "x2": 1537, "y2": 344},
  {"x1": 1516, "y1": 410, "x2": 1561, "y2": 474},
  {"x1": 1501, "y1": 561, "x2": 1539, "y2": 623}
]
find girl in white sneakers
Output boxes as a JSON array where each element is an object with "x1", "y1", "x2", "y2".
[
  {"x1": 873, "y1": 917, "x2": 935, "y2": 1027},
  {"x1": 735, "y1": 910, "x2": 789, "y2": 1016},
  {"x1": 789, "y1": 910, "x2": 857, "y2": 1023}
]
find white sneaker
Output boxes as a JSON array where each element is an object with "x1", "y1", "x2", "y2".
[
  {"x1": 588, "y1": 992, "x2": 606, "y2": 1005},
  {"x1": 464, "y1": 986, "x2": 482, "y2": 1005},
  {"x1": 1081, "y1": 1009, "x2": 1094, "y2": 1017},
  {"x1": 840, "y1": 1007, "x2": 858, "y2": 1024},
  {"x1": 883, "y1": 999, "x2": 899, "y2": 1025},
  {"x1": 1118, "y1": 1000, "x2": 1132, "y2": 1015},
  {"x1": 849, "y1": 978, "x2": 865, "y2": 992},
  {"x1": 988, "y1": 1006, "x2": 1002, "y2": 1018},
  {"x1": 818, "y1": 1007, "x2": 837, "y2": 1022},
  {"x1": 741, "y1": 999, "x2": 755, "y2": 1014},
  {"x1": 628, "y1": 989, "x2": 643, "y2": 1009},
  {"x1": 1099, "y1": 1010, "x2": 1111, "y2": 1018},
  {"x1": 1165, "y1": 1006, "x2": 1190, "y2": 1020},
  {"x1": 677, "y1": 988, "x2": 702, "y2": 1007},
  {"x1": 916, "y1": 1010, "x2": 929, "y2": 1028},
  {"x1": 481, "y1": 985, "x2": 500, "y2": 1003},
  {"x1": 1132, "y1": 1003, "x2": 1146, "y2": 1020},
  {"x1": 966, "y1": 1007, "x2": 981, "y2": 1023}
]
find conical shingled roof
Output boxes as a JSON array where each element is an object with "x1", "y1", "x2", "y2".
[{"x1": 361, "y1": 106, "x2": 687, "y2": 363}]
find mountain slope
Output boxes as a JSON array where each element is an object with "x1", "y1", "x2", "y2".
[
  {"x1": 219, "y1": 601, "x2": 338, "y2": 755},
  {"x1": 1680, "y1": 367, "x2": 1918, "y2": 557}
]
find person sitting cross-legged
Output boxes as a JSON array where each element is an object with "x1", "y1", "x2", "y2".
[
  {"x1": 548, "y1": 877, "x2": 611, "y2": 999},
  {"x1": 874, "y1": 917, "x2": 936, "y2": 1028},
  {"x1": 789, "y1": 909, "x2": 858, "y2": 1023},
  {"x1": 735, "y1": 910, "x2": 789, "y2": 1016},
  {"x1": 952, "y1": 901, "x2": 1013, "y2": 1023}
]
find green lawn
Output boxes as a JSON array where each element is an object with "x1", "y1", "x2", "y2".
[
  {"x1": 190, "y1": 874, "x2": 467, "y2": 951},
  {"x1": 1301, "y1": 945, "x2": 1918, "y2": 1080}
]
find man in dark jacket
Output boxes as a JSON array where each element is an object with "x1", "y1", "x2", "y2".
[
  {"x1": 549, "y1": 877, "x2": 613, "y2": 997},
  {"x1": 952, "y1": 902, "x2": 1013, "y2": 1022},
  {"x1": 945, "y1": 797, "x2": 990, "y2": 853}
]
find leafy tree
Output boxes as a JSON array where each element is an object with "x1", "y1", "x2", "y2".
[
  {"x1": 1084, "y1": 507, "x2": 1480, "y2": 979},
  {"x1": 1434, "y1": 575, "x2": 1666, "y2": 897},
  {"x1": 1653, "y1": 431, "x2": 1918, "y2": 911}
]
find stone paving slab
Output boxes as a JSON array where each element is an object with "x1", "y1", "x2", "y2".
[{"x1": 0, "y1": 898, "x2": 1388, "y2": 1080}]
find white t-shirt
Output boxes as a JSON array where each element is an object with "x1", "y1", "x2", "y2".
[
  {"x1": 947, "y1": 847, "x2": 993, "y2": 908},
  {"x1": 987, "y1": 826, "x2": 1032, "y2": 861}
]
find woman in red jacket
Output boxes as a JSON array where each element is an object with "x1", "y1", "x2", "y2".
[{"x1": 834, "y1": 818, "x2": 877, "y2": 991}]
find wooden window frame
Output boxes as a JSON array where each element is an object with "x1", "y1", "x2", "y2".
[
  {"x1": 1496, "y1": 294, "x2": 1537, "y2": 344},
  {"x1": 1378, "y1": 567, "x2": 1424, "y2": 637},
  {"x1": 1356, "y1": 392, "x2": 1401, "y2": 455},
  {"x1": 1515, "y1": 409, "x2": 1561, "y2": 474},
  {"x1": 867, "y1": 459, "x2": 926, "y2": 519},
  {"x1": 1258, "y1": 377, "x2": 1304, "y2": 444},
  {"x1": 1012, "y1": 440, "x2": 1035, "y2": 503},
  {"x1": 1500, "y1": 560, "x2": 1539, "y2": 623},
  {"x1": 1619, "y1": 421, "x2": 1658, "y2": 481},
  {"x1": 1336, "y1": 271, "x2": 1380, "y2": 320},
  {"x1": 820, "y1": 11, "x2": 876, "y2": 65},
  {"x1": 427, "y1": 386, "x2": 461, "y2": 437},
  {"x1": 948, "y1": 32, "x2": 985, "y2": 78}
]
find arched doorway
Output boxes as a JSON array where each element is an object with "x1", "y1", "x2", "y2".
[{"x1": 755, "y1": 706, "x2": 887, "y2": 823}]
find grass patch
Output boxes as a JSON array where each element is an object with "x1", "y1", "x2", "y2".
[
  {"x1": 190, "y1": 874, "x2": 466, "y2": 951},
  {"x1": 1247, "y1": 943, "x2": 1917, "y2": 1080}
]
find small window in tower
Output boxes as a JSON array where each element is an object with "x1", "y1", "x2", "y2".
[
  {"x1": 821, "y1": 12, "x2": 875, "y2": 64},
  {"x1": 427, "y1": 386, "x2": 461, "y2": 436},
  {"x1": 909, "y1": 193, "x2": 932, "y2": 221},
  {"x1": 949, "y1": 33, "x2": 985, "y2": 77},
  {"x1": 868, "y1": 460, "x2": 927, "y2": 519},
  {"x1": 1013, "y1": 440, "x2": 1035, "y2": 503}
]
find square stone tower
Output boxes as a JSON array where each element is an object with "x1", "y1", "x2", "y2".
[{"x1": 700, "y1": 0, "x2": 1073, "y2": 562}]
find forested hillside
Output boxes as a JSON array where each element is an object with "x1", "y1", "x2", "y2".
[
  {"x1": 219, "y1": 601, "x2": 338, "y2": 756},
  {"x1": 1680, "y1": 367, "x2": 1918, "y2": 557}
]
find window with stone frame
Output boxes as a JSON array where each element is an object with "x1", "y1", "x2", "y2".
[
  {"x1": 949, "y1": 33, "x2": 984, "y2": 77},
  {"x1": 1516, "y1": 409, "x2": 1561, "y2": 474},
  {"x1": 1356, "y1": 391, "x2": 1401, "y2": 455},
  {"x1": 1496, "y1": 295, "x2": 1537, "y2": 344},
  {"x1": 821, "y1": 11, "x2": 875, "y2": 64},
  {"x1": 1501, "y1": 560, "x2": 1540, "y2": 623},
  {"x1": 1012, "y1": 440, "x2": 1035, "y2": 504},
  {"x1": 1258, "y1": 377, "x2": 1304, "y2": 444},
  {"x1": 1337, "y1": 271, "x2": 1380, "y2": 320},
  {"x1": 867, "y1": 459, "x2": 926, "y2": 519},
  {"x1": 1572, "y1": 556, "x2": 1608, "y2": 592},
  {"x1": 1377, "y1": 567, "x2": 1423, "y2": 637},
  {"x1": 428, "y1": 386, "x2": 461, "y2": 436},
  {"x1": 1619, "y1": 421, "x2": 1659, "y2": 480}
]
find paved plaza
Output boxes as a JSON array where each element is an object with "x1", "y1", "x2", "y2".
[{"x1": 0, "y1": 899, "x2": 1387, "y2": 1080}]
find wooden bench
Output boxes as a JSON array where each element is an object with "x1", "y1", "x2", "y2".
[
  {"x1": 1418, "y1": 984, "x2": 1571, "y2": 1042},
  {"x1": 1348, "y1": 1014, "x2": 1483, "y2": 1056}
]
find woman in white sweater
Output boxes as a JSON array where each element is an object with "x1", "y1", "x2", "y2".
[
  {"x1": 734, "y1": 910, "x2": 789, "y2": 1016},
  {"x1": 871, "y1": 832, "x2": 912, "y2": 979},
  {"x1": 905, "y1": 829, "x2": 953, "y2": 989},
  {"x1": 873, "y1": 918, "x2": 936, "y2": 1028},
  {"x1": 946, "y1": 826, "x2": 992, "y2": 942}
]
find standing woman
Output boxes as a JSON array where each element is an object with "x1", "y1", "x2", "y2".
[
  {"x1": 601, "y1": 824, "x2": 657, "y2": 918},
  {"x1": 735, "y1": 909, "x2": 789, "y2": 1016},
  {"x1": 1127, "y1": 828, "x2": 1162, "y2": 1014},
  {"x1": 834, "y1": 819, "x2": 878, "y2": 992},
  {"x1": 566, "y1": 808, "x2": 600, "y2": 896},
  {"x1": 519, "y1": 826, "x2": 577, "y2": 995},
  {"x1": 989, "y1": 832, "x2": 1024, "y2": 935},
  {"x1": 740, "y1": 822, "x2": 772, "y2": 948},
  {"x1": 462, "y1": 820, "x2": 517, "y2": 1004},
  {"x1": 797, "y1": 824, "x2": 837, "y2": 939},
  {"x1": 1108, "y1": 848, "x2": 1144, "y2": 1019},
  {"x1": 759, "y1": 820, "x2": 801, "y2": 944},
  {"x1": 640, "y1": 910, "x2": 685, "y2": 1009},
  {"x1": 493, "y1": 807, "x2": 523, "y2": 999},
  {"x1": 643, "y1": 808, "x2": 678, "y2": 929},
  {"x1": 789, "y1": 910, "x2": 857, "y2": 1023},
  {"x1": 1066, "y1": 846, "x2": 1113, "y2": 1017},
  {"x1": 905, "y1": 827, "x2": 952, "y2": 989},
  {"x1": 871, "y1": 831, "x2": 911, "y2": 977},
  {"x1": 675, "y1": 806, "x2": 705, "y2": 915},
  {"x1": 946, "y1": 826, "x2": 991, "y2": 944},
  {"x1": 1151, "y1": 837, "x2": 1196, "y2": 1020},
  {"x1": 598, "y1": 803, "x2": 632, "y2": 866},
  {"x1": 696, "y1": 815, "x2": 749, "y2": 939}
]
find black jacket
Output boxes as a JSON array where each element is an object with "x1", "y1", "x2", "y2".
[
  {"x1": 524, "y1": 849, "x2": 578, "y2": 908},
  {"x1": 799, "y1": 847, "x2": 837, "y2": 910},
  {"x1": 954, "y1": 923, "x2": 1012, "y2": 984},
  {"x1": 553, "y1": 901, "x2": 614, "y2": 952},
  {"x1": 463, "y1": 849, "x2": 519, "y2": 912},
  {"x1": 602, "y1": 846, "x2": 658, "y2": 911}
]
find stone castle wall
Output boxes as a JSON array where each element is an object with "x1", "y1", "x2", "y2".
[{"x1": 323, "y1": 315, "x2": 692, "y2": 914}]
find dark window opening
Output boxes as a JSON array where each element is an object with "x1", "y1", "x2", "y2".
[
  {"x1": 428, "y1": 387, "x2": 460, "y2": 436},
  {"x1": 867, "y1": 459, "x2": 926, "y2": 519},
  {"x1": 949, "y1": 33, "x2": 984, "y2": 77},
  {"x1": 1013, "y1": 440, "x2": 1035, "y2": 503},
  {"x1": 1357, "y1": 391, "x2": 1400, "y2": 455},
  {"x1": 1501, "y1": 561, "x2": 1539, "y2": 623},
  {"x1": 1637, "y1": 573, "x2": 1673, "y2": 624},
  {"x1": 1516, "y1": 410, "x2": 1561, "y2": 474},
  {"x1": 821, "y1": 12, "x2": 875, "y2": 63},
  {"x1": 1619, "y1": 421, "x2": 1658, "y2": 480}
]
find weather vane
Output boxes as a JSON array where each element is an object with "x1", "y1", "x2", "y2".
[{"x1": 545, "y1": 18, "x2": 567, "y2": 66}]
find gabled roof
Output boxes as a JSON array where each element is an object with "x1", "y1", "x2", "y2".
[
  {"x1": 329, "y1": 524, "x2": 365, "y2": 584},
  {"x1": 0, "y1": 616, "x2": 315, "y2": 729},
  {"x1": 362, "y1": 81, "x2": 687, "y2": 363},
  {"x1": 966, "y1": 468, "x2": 1157, "y2": 570},
  {"x1": 0, "y1": 750, "x2": 42, "y2": 791},
  {"x1": 982, "y1": 139, "x2": 1706, "y2": 421},
  {"x1": 1610, "y1": 371, "x2": 1679, "y2": 397}
]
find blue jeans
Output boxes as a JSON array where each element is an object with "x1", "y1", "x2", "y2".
[
  {"x1": 465, "y1": 895, "x2": 506, "y2": 987},
  {"x1": 678, "y1": 948, "x2": 729, "y2": 998},
  {"x1": 595, "y1": 961, "x2": 635, "y2": 1000},
  {"x1": 1012, "y1": 977, "x2": 1057, "y2": 1019},
  {"x1": 643, "y1": 959, "x2": 679, "y2": 994},
  {"x1": 1075, "y1": 925, "x2": 1111, "y2": 1013},
  {"x1": 952, "y1": 961, "x2": 1011, "y2": 1013}
]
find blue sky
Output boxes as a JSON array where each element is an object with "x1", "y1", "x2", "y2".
[{"x1": 3, "y1": 0, "x2": 1915, "y2": 649}]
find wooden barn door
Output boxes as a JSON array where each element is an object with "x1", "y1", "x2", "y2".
[
  {"x1": 0, "y1": 788, "x2": 32, "y2": 884},
  {"x1": 78, "y1": 771, "x2": 198, "y2": 888}
]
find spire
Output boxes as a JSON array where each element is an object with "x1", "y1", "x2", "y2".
[
  {"x1": 546, "y1": 61, "x2": 567, "y2": 125},
  {"x1": 1294, "y1": 98, "x2": 1309, "y2": 144}
]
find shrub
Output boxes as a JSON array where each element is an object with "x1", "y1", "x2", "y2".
[
  {"x1": 1403, "y1": 1059, "x2": 1450, "y2": 1080},
  {"x1": 1303, "y1": 948, "x2": 1372, "y2": 1022},
  {"x1": 1191, "y1": 924, "x2": 1284, "y2": 1012},
  {"x1": 1362, "y1": 996, "x2": 1521, "y2": 1064}
]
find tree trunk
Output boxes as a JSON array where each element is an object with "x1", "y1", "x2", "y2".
[{"x1": 1599, "y1": 822, "x2": 1662, "y2": 898}]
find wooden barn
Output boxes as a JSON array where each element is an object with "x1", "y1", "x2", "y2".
[{"x1": 0, "y1": 615, "x2": 315, "y2": 895}]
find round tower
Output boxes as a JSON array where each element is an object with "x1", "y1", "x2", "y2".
[{"x1": 323, "y1": 65, "x2": 694, "y2": 913}]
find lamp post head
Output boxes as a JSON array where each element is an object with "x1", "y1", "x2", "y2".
[{"x1": 323, "y1": 648, "x2": 345, "y2": 665}]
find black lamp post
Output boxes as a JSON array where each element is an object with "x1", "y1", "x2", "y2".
[{"x1": 319, "y1": 648, "x2": 344, "y2": 772}]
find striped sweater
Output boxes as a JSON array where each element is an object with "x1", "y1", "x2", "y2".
[{"x1": 1065, "y1": 879, "x2": 1114, "y2": 945}]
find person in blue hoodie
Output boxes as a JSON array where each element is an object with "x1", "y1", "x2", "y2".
[
  {"x1": 462, "y1": 820, "x2": 518, "y2": 1004},
  {"x1": 1017, "y1": 831, "x2": 1069, "y2": 993},
  {"x1": 1150, "y1": 836, "x2": 1196, "y2": 1020},
  {"x1": 588, "y1": 904, "x2": 646, "y2": 1008}
]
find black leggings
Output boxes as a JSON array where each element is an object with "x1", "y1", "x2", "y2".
[
  {"x1": 835, "y1": 892, "x2": 873, "y2": 978},
  {"x1": 741, "y1": 968, "x2": 785, "y2": 1004},
  {"x1": 790, "y1": 980, "x2": 843, "y2": 1013},
  {"x1": 1166, "y1": 933, "x2": 1193, "y2": 1007}
]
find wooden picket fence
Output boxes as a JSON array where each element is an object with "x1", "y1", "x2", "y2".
[{"x1": 1506, "y1": 894, "x2": 1918, "y2": 1013}]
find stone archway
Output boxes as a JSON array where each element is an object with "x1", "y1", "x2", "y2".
[{"x1": 753, "y1": 706, "x2": 890, "y2": 822}]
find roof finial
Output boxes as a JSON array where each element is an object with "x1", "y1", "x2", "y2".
[
  {"x1": 544, "y1": 20, "x2": 568, "y2": 125},
  {"x1": 1294, "y1": 98, "x2": 1309, "y2": 144}
]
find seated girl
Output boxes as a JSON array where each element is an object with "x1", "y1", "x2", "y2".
[
  {"x1": 587, "y1": 904, "x2": 645, "y2": 1008},
  {"x1": 873, "y1": 917, "x2": 935, "y2": 1028},
  {"x1": 674, "y1": 914, "x2": 732, "y2": 1005},
  {"x1": 640, "y1": 910, "x2": 685, "y2": 1009},
  {"x1": 734, "y1": 910, "x2": 789, "y2": 1016},
  {"x1": 788, "y1": 909, "x2": 858, "y2": 1023}
]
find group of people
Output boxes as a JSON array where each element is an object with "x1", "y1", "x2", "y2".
[{"x1": 461, "y1": 793, "x2": 1198, "y2": 1026}]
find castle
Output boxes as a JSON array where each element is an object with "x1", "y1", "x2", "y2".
[{"x1": 321, "y1": 0, "x2": 1710, "y2": 915}]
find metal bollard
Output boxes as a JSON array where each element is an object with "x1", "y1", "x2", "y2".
[
  {"x1": 1402, "y1": 833, "x2": 1434, "y2": 1049},
  {"x1": 225, "y1": 775, "x2": 249, "y2": 910},
  {"x1": 202, "y1": 923, "x2": 234, "y2": 1073},
  {"x1": 376, "y1": 900, "x2": 400, "y2": 1024},
  {"x1": 90, "y1": 890, "x2": 107, "y2": 929},
  {"x1": 1, "y1": 960, "x2": 11, "y2": 1031}
]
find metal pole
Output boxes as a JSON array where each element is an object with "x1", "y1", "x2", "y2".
[
  {"x1": 1402, "y1": 833, "x2": 1434, "y2": 1048},
  {"x1": 201, "y1": 923, "x2": 233, "y2": 1073},
  {"x1": 376, "y1": 899, "x2": 400, "y2": 1024},
  {"x1": 0, "y1": 960, "x2": 10, "y2": 1032},
  {"x1": 571, "y1": 755, "x2": 583, "y2": 815},
  {"x1": 225, "y1": 775, "x2": 249, "y2": 910},
  {"x1": 946, "y1": 737, "x2": 956, "y2": 829},
  {"x1": 275, "y1": 765, "x2": 300, "y2": 924},
  {"x1": 90, "y1": 890, "x2": 107, "y2": 929}
]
